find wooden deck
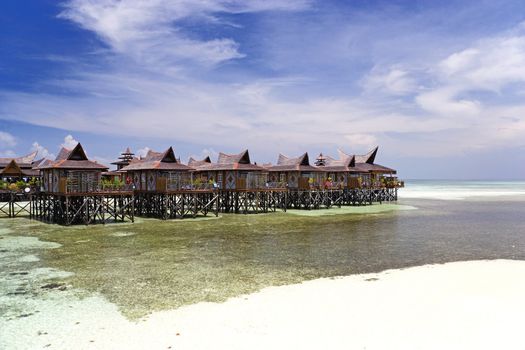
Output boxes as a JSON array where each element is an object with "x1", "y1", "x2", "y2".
[{"x1": 0, "y1": 187, "x2": 399, "y2": 224}]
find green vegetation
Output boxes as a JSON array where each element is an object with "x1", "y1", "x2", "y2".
[{"x1": 101, "y1": 177, "x2": 124, "y2": 190}]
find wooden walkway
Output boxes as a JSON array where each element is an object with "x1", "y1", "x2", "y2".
[{"x1": 0, "y1": 187, "x2": 398, "y2": 225}]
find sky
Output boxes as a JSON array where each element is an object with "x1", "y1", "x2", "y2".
[{"x1": 1, "y1": 0, "x2": 525, "y2": 179}]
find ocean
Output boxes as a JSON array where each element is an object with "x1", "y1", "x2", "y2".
[{"x1": 1, "y1": 180, "x2": 524, "y2": 347}]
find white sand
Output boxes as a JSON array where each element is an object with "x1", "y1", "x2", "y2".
[{"x1": 2, "y1": 259, "x2": 525, "y2": 350}]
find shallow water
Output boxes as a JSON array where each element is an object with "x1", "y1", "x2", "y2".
[{"x1": 1, "y1": 195, "x2": 525, "y2": 321}]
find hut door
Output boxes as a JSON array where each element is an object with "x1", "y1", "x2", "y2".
[{"x1": 225, "y1": 171, "x2": 236, "y2": 190}]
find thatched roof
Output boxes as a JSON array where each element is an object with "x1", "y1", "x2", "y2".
[
  {"x1": 354, "y1": 162, "x2": 397, "y2": 174},
  {"x1": 193, "y1": 150, "x2": 265, "y2": 171},
  {"x1": 0, "y1": 159, "x2": 37, "y2": 176},
  {"x1": 0, "y1": 151, "x2": 38, "y2": 168},
  {"x1": 336, "y1": 146, "x2": 396, "y2": 173},
  {"x1": 339, "y1": 147, "x2": 378, "y2": 165},
  {"x1": 267, "y1": 153, "x2": 323, "y2": 172},
  {"x1": 120, "y1": 147, "x2": 192, "y2": 172},
  {"x1": 40, "y1": 143, "x2": 108, "y2": 171},
  {"x1": 188, "y1": 156, "x2": 211, "y2": 167},
  {"x1": 217, "y1": 150, "x2": 250, "y2": 164}
]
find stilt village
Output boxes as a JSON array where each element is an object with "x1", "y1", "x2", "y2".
[{"x1": 0, "y1": 143, "x2": 403, "y2": 225}]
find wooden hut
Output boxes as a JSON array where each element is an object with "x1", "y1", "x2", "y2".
[
  {"x1": 338, "y1": 147, "x2": 398, "y2": 188},
  {"x1": 266, "y1": 153, "x2": 324, "y2": 189},
  {"x1": 0, "y1": 151, "x2": 41, "y2": 182},
  {"x1": 120, "y1": 147, "x2": 193, "y2": 192},
  {"x1": 39, "y1": 143, "x2": 108, "y2": 193},
  {"x1": 191, "y1": 150, "x2": 267, "y2": 190},
  {"x1": 313, "y1": 153, "x2": 367, "y2": 189}
]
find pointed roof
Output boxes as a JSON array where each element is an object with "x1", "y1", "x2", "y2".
[
  {"x1": 142, "y1": 150, "x2": 163, "y2": 161},
  {"x1": 160, "y1": 147, "x2": 177, "y2": 163},
  {"x1": 67, "y1": 143, "x2": 88, "y2": 161},
  {"x1": 188, "y1": 156, "x2": 211, "y2": 167},
  {"x1": 0, "y1": 151, "x2": 38, "y2": 168},
  {"x1": 217, "y1": 150, "x2": 251, "y2": 165},
  {"x1": 56, "y1": 147, "x2": 72, "y2": 161},
  {"x1": 277, "y1": 153, "x2": 310, "y2": 166},
  {"x1": 17, "y1": 151, "x2": 38, "y2": 164},
  {"x1": 318, "y1": 153, "x2": 360, "y2": 172},
  {"x1": 0, "y1": 159, "x2": 23, "y2": 175},
  {"x1": 346, "y1": 146, "x2": 378, "y2": 164},
  {"x1": 41, "y1": 143, "x2": 107, "y2": 170},
  {"x1": 268, "y1": 152, "x2": 322, "y2": 172},
  {"x1": 192, "y1": 149, "x2": 264, "y2": 171},
  {"x1": 338, "y1": 147, "x2": 396, "y2": 173},
  {"x1": 32, "y1": 158, "x2": 45, "y2": 168},
  {"x1": 119, "y1": 147, "x2": 192, "y2": 172}
]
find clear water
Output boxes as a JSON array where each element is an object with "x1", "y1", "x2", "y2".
[{"x1": 1, "y1": 181, "x2": 524, "y2": 320}]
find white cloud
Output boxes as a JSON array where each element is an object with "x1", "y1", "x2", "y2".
[
  {"x1": 136, "y1": 146, "x2": 151, "y2": 158},
  {"x1": 31, "y1": 142, "x2": 55, "y2": 159},
  {"x1": 62, "y1": 134, "x2": 79, "y2": 149},
  {"x1": 0, "y1": 131, "x2": 17, "y2": 148},
  {"x1": 362, "y1": 68, "x2": 417, "y2": 95},
  {"x1": 58, "y1": 0, "x2": 310, "y2": 70},
  {"x1": 344, "y1": 134, "x2": 377, "y2": 148}
]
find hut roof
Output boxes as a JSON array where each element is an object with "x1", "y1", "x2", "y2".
[
  {"x1": 142, "y1": 150, "x2": 163, "y2": 161},
  {"x1": 315, "y1": 153, "x2": 359, "y2": 172},
  {"x1": 120, "y1": 147, "x2": 192, "y2": 172},
  {"x1": 193, "y1": 150, "x2": 265, "y2": 171},
  {"x1": 355, "y1": 162, "x2": 397, "y2": 174},
  {"x1": 268, "y1": 153, "x2": 323, "y2": 172},
  {"x1": 0, "y1": 151, "x2": 38, "y2": 168},
  {"x1": 40, "y1": 143, "x2": 108, "y2": 170},
  {"x1": 1, "y1": 160, "x2": 24, "y2": 176},
  {"x1": 339, "y1": 147, "x2": 378, "y2": 165},
  {"x1": 188, "y1": 156, "x2": 211, "y2": 167},
  {"x1": 217, "y1": 150, "x2": 251, "y2": 164},
  {"x1": 338, "y1": 146, "x2": 397, "y2": 173},
  {"x1": 32, "y1": 158, "x2": 45, "y2": 168}
]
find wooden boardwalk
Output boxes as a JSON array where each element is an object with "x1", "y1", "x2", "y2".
[{"x1": 0, "y1": 187, "x2": 398, "y2": 225}]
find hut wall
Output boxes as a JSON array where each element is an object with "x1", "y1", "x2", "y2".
[
  {"x1": 129, "y1": 170, "x2": 192, "y2": 192},
  {"x1": 41, "y1": 169, "x2": 101, "y2": 193}
]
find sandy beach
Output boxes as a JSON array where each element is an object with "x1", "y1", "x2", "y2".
[{"x1": 2, "y1": 259, "x2": 525, "y2": 350}]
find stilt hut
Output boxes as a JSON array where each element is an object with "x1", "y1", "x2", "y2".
[
  {"x1": 338, "y1": 147, "x2": 398, "y2": 188},
  {"x1": 0, "y1": 151, "x2": 41, "y2": 182},
  {"x1": 314, "y1": 153, "x2": 367, "y2": 189},
  {"x1": 120, "y1": 147, "x2": 193, "y2": 192},
  {"x1": 266, "y1": 153, "x2": 324, "y2": 189},
  {"x1": 191, "y1": 150, "x2": 267, "y2": 190},
  {"x1": 39, "y1": 143, "x2": 108, "y2": 193}
]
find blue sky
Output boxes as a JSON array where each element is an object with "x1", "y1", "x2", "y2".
[{"x1": 1, "y1": 0, "x2": 525, "y2": 179}]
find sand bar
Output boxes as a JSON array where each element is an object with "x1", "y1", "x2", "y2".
[{"x1": 2, "y1": 259, "x2": 525, "y2": 350}]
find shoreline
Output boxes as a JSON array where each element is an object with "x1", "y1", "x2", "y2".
[{"x1": 2, "y1": 259, "x2": 525, "y2": 349}]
